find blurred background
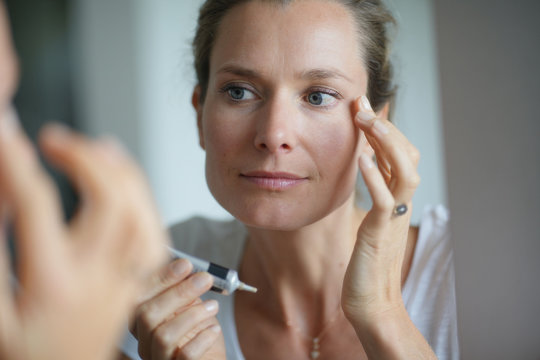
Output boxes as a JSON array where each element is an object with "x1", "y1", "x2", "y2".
[{"x1": 4, "y1": 0, "x2": 539, "y2": 358}]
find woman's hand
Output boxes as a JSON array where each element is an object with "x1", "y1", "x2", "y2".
[
  {"x1": 132, "y1": 259, "x2": 226, "y2": 360},
  {"x1": 341, "y1": 96, "x2": 436, "y2": 359},
  {"x1": 0, "y1": 111, "x2": 168, "y2": 360},
  {"x1": 342, "y1": 95, "x2": 420, "y2": 319}
]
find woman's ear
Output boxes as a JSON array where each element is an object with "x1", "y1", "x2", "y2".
[{"x1": 191, "y1": 86, "x2": 205, "y2": 150}]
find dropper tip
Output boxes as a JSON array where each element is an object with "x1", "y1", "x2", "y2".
[{"x1": 238, "y1": 282, "x2": 258, "y2": 293}]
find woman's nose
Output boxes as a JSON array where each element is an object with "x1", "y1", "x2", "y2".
[{"x1": 254, "y1": 98, "x2": 298, "y2": 154}]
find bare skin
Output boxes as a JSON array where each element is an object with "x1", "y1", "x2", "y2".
[{"x1": 235, "y1": 207, "x2": 418, "y2": 360}]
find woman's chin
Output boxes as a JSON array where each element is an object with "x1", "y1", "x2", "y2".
[
  {"x1": 211, "y1": 183, "x2": 357, "y2": 231},
  {"x1": 237, "y1": 214, "x2": 314, "y2": 232},
  {"x1": 221, "y1": 198, "x2": 328, "y2": 232}
]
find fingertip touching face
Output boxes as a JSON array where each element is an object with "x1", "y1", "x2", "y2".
[{"x1": 196, "y1": 0, "x2": 369, "y2": 230}]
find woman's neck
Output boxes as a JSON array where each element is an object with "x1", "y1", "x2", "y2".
[{"x1": 238, "y1": 195, "x2": 366, "y2": 333}]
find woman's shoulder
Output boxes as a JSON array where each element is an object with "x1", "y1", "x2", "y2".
[
  {"x1": 414, "y1": 204, "x2": 452, "y2": 271},
  {"x1": 404, "y1": 204, "x2": 451, "y2": 283},
  {"x1": 408, "y1": 204, "x2": 452, "y2": 287},
  {"x1": 168, "y1": 216, "x2": 247, "y2": 268},
  {"x1": 417, "y1": 204, "x2": 450, "y2": 242},
  {"x1": 404, "y1": 204, "x2": 458, "y2": 359}
]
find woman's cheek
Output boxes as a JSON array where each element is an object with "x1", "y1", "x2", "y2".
[
  {"x1": 310, "y1": 112, "x2": 359, "y2": 193},
  {"x1": 204, "y1": 114, "x2": 247, "y2": 159},
  {"x1": 202, "y1": 108, "x2": 253, "y2": 190},
  {"x1": 203, "y1": 100, "x2": 237, "y2": 148},
  {"x1": 307, "y1": 109, "x2": 357, "y2": 157}
]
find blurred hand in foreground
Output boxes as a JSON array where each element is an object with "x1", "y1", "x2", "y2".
[{"x1": 0, "y1": 2, "x2": 167, "y2": 359}]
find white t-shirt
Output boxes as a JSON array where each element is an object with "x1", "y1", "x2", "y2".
[{"x1": 122, "y1": 205, "x2": 459, "y2": 359}]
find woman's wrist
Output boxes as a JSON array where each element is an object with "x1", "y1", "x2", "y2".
[{"x1": 347, "y1": 304, "x2": 437, "y2": 360}]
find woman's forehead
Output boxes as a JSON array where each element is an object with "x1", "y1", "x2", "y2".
[{"x1": 210, "y1": 0, "x2": 366, "y2": 82}]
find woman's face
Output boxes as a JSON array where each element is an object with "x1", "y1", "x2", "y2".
[{"x1": 195, "y1": 0, "x2": 368, "y2": 230}]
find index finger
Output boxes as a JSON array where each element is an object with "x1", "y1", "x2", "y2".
[
  {"x1": 138, "y1": 258, "x2": 194, "y2": 304},
  {"x1": 354, "y1": 96, "x2": 420, "y2": 201},
  {"x1": 354, "y1": 96, "x2": 412, "y2": 154}
]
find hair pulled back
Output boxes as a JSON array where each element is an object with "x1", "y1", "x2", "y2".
[{"x1": 192, "y1": 0, "x2": 396, "y2": 113}]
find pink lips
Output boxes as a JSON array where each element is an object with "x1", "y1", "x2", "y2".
[{"x1": 240, "y1": 171, "x2": 308, "y2": 191}]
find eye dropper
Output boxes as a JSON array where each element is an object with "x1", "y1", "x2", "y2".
[{"x1": 167, "y1": 246, "x2": 257, "y2": 295}]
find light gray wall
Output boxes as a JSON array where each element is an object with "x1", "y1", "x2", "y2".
[
  {"x1": 72, "y1": 0, "x2": 141, "y2": 158},
  {"x1": 72, "y1": 0, "x2": 226, "y2": 224},
  {"x1": 434, "y1": 1, "x2": 540, "y2": 358},
  {"x1": 385, "y1": 0, "x2": 447, "y2": 223},
  {"x1": 72, "y1": 0, "x2": 445, "y2": 225}
]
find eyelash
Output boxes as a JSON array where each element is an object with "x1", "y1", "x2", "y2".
[
  {"x1": 305, "y1": 87, "x2": 343, "y2": 109},
  {"x1": 219, "y1": 83, "x2": 257, "y2": 103},
  {"x1": 219, "y1": 83, "x2": 343, "y2": 108}
]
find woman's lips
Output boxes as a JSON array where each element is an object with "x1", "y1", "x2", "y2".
[{"x1": 240, "y1": 171, "x2": 308, "y2": 191}]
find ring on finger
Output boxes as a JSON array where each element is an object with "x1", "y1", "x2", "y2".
[{"x1": 393, "y1": 204, "x2": 408, "y2": 217}]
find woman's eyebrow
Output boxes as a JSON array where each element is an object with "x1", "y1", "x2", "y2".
[
  {"x1": 217, "y1": 65, "x2": 261, "y2": 80},
  {"x1": 216, "y1": 65, "x2": 353, "y2": 84},
  {"x1": 299, "y1": 68, "x2": 353, "y2": 83}
]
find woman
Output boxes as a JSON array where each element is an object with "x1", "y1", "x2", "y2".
[{"x1": 124, "y1": 0, "x2": 458, "y2": 359}]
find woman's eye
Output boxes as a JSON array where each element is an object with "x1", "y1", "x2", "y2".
[
  {"x1": 307, "y1": 91, "x2": 337, "y2": 107},
  {"x1": 225, "y1": 86, "x2": 256, "y2": 101}
]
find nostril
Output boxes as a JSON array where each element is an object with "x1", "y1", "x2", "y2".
[
  {"x1": 280, "y1": 143, "x2": 291, "y2": 151},
  {"x1": 254, "y1": 130, "x2": 294, "y2": 152},
  {"x1": 256, "y1": 141, "x2": 292, "y2": 153}
]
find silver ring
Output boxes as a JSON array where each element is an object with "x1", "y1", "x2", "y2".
[{"x1": 393, "y1": 204, "x2": 408, "y2": 217}]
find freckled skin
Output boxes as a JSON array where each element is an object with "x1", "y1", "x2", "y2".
[{"x1": 195, "y1": 0, "x2": 370, "y2": 230}]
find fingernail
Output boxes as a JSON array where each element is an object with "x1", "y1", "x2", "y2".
[
  {"x1": 356, "y1": 96, "x2": 376, "y2": 124},
  {"x1": 191, "y1": 272, "x2": 212, "y2": 290},
  {"x1": 373, "y1": 120, "x2": 389, "y2": 135},
  {"x1": 359, "y1": 153, "x2": 374, "y2": 169},
  {"x1": 360, "y1": 95, "x2": 373, "y2": 112},
  {"x1": 209, "y1": 324, "x2": 221, "y2": 333},
  {"x1": 170, "y1": 259, "x2": 191, "y2": 277},
  {"x1": 0, "y1": 106, "x2": 20, "y2": 141},
  {"x1": 204, "y1": 300, "x2": 219, "y2": 312}
]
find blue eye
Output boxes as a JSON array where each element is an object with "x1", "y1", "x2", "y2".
[
  {"x1": 307, "y1": 91, "x2": 338, "y2": 107},
  {"x1": 224, "y1": 86, "x2": 256, "y2": 101}
]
